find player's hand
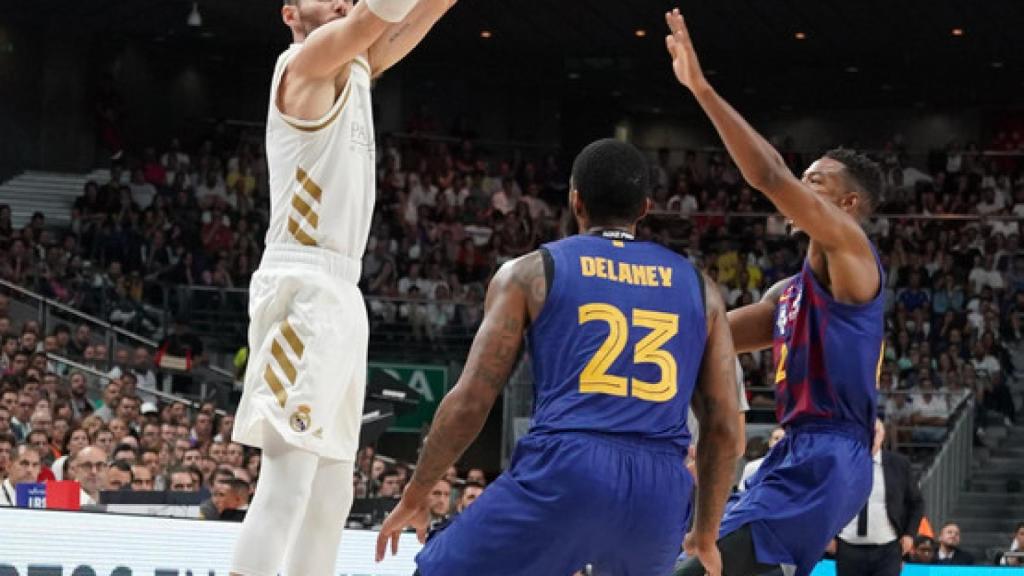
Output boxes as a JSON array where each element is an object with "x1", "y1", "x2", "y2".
[
  {"x1": 683, "y1": 531, "x2": 722, "y2": 576},
  {"x1": 900, "y1": 535, "x2": 914, "y2": 556},
  {"x1": 374, "y1": 496, "x2": 430, "y2": 562},
  {"x1": 664, "y1": 8, "x2": 708, "y2": 93}
]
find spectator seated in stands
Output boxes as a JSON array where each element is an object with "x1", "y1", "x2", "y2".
[
  {"x1": 935, "y1": 522, "x2": 974, "y2": 565},
  {"x1": 909, "y1": 535, "x2": 936, "y2": 564},
  {"x1": 105, "y1": 459, "x2": 133, "y2": 491},
  {"x1": 70, "y1": 445, "x2": 108, "y2": 506},
  {"x1": 999, "y1": 522, "x2": 1024, "y2": 566},
  {"x1": 457, "y1": 481, "x2": 484, "y2": 514},
  {"x1": 213, "y1": 477, "x2": 250, "y2": 522},
  {"x1": 909, "y1": 373, "x2": 950, "y2": 444},
  {"x1": 377, "y1": 467, "x2": 402, "y2": 499},
  {"x1": 0, "y1": 444, "x2": 41, "y2": 507}
]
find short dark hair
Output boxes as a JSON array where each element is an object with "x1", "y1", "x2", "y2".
[
  {"x1": 113, "y1": 443, "x2": 138, "y2": 457},
  {"x1": 914, "y1": 535, "x2": 935, "y2": 547},
  {"x1": 225, "y1": 477, "x2": 250, "y2": 496},
  {"x1": 571, "y1": 138, "x2": 650, "y2": 226},
  {"x1": 380, "y1": 467, "x2": 401, "y2": 481},
  {"x1": 823, "y1": 148, "x2": 883, "y2": 213},
  {"x1": 110, "y1": 459, "x2": 134, "y2": 477}
]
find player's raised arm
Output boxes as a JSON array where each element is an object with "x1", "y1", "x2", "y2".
[
  {"x1": 375, "y1": 251, "x2": 545, "y2": 561},
  {"x1": 285, "y1": 0, "x2": 418, "y2": 81},
  {"x1": 686, "y1": 272, "x2": 742, "y2": 575},
  {"x1": 664, "y1": 9, "x2": 878, "y2": 304},
  {"x1": 367, "y1": 0, "x2": 458, "y2": 78}
]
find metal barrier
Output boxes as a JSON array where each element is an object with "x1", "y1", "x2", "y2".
[
  {"x1": 0, "y1": 278, "x2": 235, "y2": 396},
  {"x1": 46, "y1": 353, "x2": 226, "y2": 415},
  {"x1": 918, "y1": 396, "x2": 975, "y2": 529}
]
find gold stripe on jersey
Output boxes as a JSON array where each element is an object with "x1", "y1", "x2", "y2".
[
  {"x1": 279, "y1": 78, "x2": 353, "y2": 133},
  {"x1": 271, "y1": 339, "x2": 298, "y2": 384},
  {"x1": 264, "y1": 364, "x2": 288, "y2": 408},
  {"x1": 290, "y1": 193, "x2": 319, "y2": 229},
  {"x1": 288, "y1": 217, "x2": 317, "y2": 246},
  {"x1": 296, "y1": 167, "x2": 323, "y2": 202}
]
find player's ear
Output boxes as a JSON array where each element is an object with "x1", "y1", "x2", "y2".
[
  {"x1": 282, "y1": 3, "x2": 299, "y2": 27},
  {"x1": 637, "y1": 197, "x2": 653, "y2": 221},
  {"x1": 840, "y1": 191, "x2": 860, "y2": 214},
  {"x1": 570, "y1": 189, "x2": 585, "y2": 220}
]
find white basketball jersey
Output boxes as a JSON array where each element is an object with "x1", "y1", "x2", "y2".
[{"x1": 264, "y1": 44, "x2": 376, "y2": 259}]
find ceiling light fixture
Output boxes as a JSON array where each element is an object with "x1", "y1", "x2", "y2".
[
  {"x1": 635, "y1": 29, "x2": 647, "y2": 38},
  {"x1": 951, "y1": 27, "x2": 964, "y2": 36},
  {"x1": 480, "y1": 30, "x2": 493, "y2": 39},
  {"x1": 187, "y1": 2, "x2": 202, "y2": 27},
  {"x1": 794, "y1": 32, "x2": 806, "y2": 40}
]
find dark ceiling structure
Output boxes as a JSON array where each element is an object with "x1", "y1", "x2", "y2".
[{"x1": 6, "y1": 0, "x2": 1024, "y2": 112}]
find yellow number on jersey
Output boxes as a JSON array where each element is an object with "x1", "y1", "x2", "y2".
[
  {"x1": 578, "y1": 304, "x2": 629, "y2": 396},
  {"x1": 775, "y1": 343, "x2": 789, "y2": 384},
  {"x1": 578, "y1": 304, "x2": 679, "y2": 402},
  {"x1": 631, "y1": 310, "x2": 679, "y2": 402}
]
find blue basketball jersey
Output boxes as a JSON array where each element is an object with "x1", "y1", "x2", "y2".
[
  {"x1": 772, "y1": 248, "x2": 885, "y2": 443},
  {"x1": 527, "y1": 234, "x2": 707, "y2": 449}
]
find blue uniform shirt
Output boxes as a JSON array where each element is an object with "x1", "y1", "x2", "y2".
[{"x1": 527, "y1": 233, "x2": 707, "y2": 450}]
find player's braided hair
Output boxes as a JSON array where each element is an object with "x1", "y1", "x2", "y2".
[{"x1": 823, "y1": 148, "x2": 883, "y2": 213}]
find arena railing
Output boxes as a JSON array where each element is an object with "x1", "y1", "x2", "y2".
[
  {"x1": 46, "y1": 352, "x2": 227, "y2": 415},
  {"x1": 0, "y1": 278, "x2": 235, "y2": 401},
  {"x1": 917, "y1": 394, "x2": 975, "y2": 530},
  {"x1": 149, "y1": 282, "x2": 482, "y2": 357}
]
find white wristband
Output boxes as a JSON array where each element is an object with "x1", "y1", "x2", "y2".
[{"x1": 365, "y1": 0, "x2": 418, "y2": 23}]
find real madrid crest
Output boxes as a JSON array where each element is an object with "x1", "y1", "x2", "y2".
[{"x1": 290, "y1": 404, "x2": 312, "y2": 433}]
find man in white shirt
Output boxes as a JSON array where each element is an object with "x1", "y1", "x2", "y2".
[
  {"x1": 910, "y1": 375, "x2": 949, "y2": 443},
  {"x1": 832, "y1": 420, "x2": 924, "y2": 576},
  {"x1": 0, "y1": 444, "x2": 42, "y2": 507},
  {"x1": 69, "y1": 445, "x2": 107, "y2": 507}
]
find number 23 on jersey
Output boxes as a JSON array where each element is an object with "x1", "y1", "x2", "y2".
[{"x1": 577, "y1": 303, "x2": 679, "y2": 403}]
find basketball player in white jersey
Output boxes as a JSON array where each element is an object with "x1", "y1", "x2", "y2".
[{"x1": 230, "y1": 1, "x2": 455, "y2": 574}]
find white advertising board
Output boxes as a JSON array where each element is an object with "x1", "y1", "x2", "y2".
[{"x1": 0, "y1": 508, "x2": 421, "y2": 575}]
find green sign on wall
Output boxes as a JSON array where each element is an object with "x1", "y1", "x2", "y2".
[{"x1": 368, "y1": 362, "x2": 449, "y2": 433}]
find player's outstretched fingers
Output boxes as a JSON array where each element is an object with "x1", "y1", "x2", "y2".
[
  {"x1": 375, "y1": 528, "x2": 398, "y2": 562},
  {"x1": 666, "y1": 33, "x2": 679, "y2": 58}
]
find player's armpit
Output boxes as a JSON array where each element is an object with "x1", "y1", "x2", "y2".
[
  {"x1": 726, "y1": 277, "x2": 789, "y2": 354},
  {"x1": 691, "y1": 272, "x2": 741, "y2": 542},
  {"x1": 403, "y1": 255, "x2": 538, "y2": 498}
]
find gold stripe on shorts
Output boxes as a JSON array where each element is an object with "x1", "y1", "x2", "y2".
[
  {"x1": 280, "y1": 321, "x2": 305, "y2": 358},
  {"x1": 264, "y1": 365, "x2": 288, "y2": 408},
  {"x1": 271, "y1": 339, "x2": 298, "y2": 384}
]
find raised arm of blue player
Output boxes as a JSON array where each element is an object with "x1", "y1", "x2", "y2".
[
  {"x1": 665, "y1": 9, "x2": 878, "y2": 305},
  {"x1": 375, "y1": 250, "x2": 545, "y2": 561}
]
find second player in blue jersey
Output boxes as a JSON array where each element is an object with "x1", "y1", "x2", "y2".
[{"x1": 666, "y1": 8, "x2": 887, "y2": 576}]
